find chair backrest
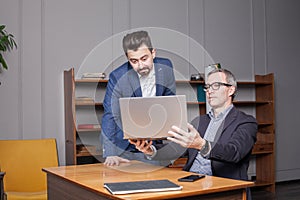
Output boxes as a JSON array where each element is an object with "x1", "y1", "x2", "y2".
[{"x1": 0, "y1": 139, "x2": 58, "y2": 192}]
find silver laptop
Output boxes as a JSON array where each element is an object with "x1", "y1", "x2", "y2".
[{"x1": 119, "y1": 95, "x2": 188, "y2": 139}]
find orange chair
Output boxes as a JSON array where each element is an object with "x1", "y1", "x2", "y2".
[{"x1": 0, "y1": 139, "x2": 59, "y2": 200}]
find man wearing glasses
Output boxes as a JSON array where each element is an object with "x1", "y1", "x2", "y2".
[{"x1": 130, "y1": 68, "x2": 257, "y2": 199}]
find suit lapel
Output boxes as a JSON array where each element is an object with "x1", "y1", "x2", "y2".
[
  {"x1": 222, "y1": 107, "x2": 238, "y2": 131},
  {"x1": 211, "y1": 106, "x2": 238, "y2": 146},
  {"x1": 155, "y1": 62, "x2": 164, "y2": 96},
  {"x1": 127, "y1": 64, "x2": 142, "y2": 97},
  {"x1": 126, "y1": 60, "x2": 165, "y2": 97}
]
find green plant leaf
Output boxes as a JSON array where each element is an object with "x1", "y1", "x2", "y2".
[
  {"x1": 0, "y1": 53, "x2": 8, "y2": 70},
  {"x1": 0, "y1": 25, "x2": 5, "y2": 32},
  {"x1": 0, "y1": 45, "x2": 5, "y2": 51},
  {"x1": 0, "y1": 25, "x2": 17, "y2": 70}
]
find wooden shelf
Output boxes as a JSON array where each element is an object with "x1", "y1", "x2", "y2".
[
  {"x1": 76, "y1": 151, "x2": 102, "y2": 157},
  {"x1": 175, "y1": 80, "x2": 273, "y2": 85},
  {"x1": 253, "y1": 181, "x2": 274, "y2": 188},
  {"x1": 64, "y1": 68, "x2": 104, "y2": 165},
  {"x1": 233, "y1": 100, "x2": 272, "y2": 105},
  {"x1": 77, "y1": 128, "x2": 101, "y2": 132},
  {"x1": 186, "y1": 100, "x2": 272, "y2": 105},
  {"x1": 238, "y1": 81, "x2": 273, "y2": 85},
  {"x1": 258, "y1": 122, "x2": 273, "y2": 126},
  {"x1": 75, "y1": 101, "x2": 103, "y2": 106},
  {"x1": 252, "y1": 143, "x2": 274, "y2": 155},
  {"x1": 75, "y1": 79, "x2": 108, "y2": 83},
  {"x1": 187, "y1": 101, "x2": 205, "y2": 105},
  {"x1": 176, "y1": 80, "x2": 204, "y2": 84}
]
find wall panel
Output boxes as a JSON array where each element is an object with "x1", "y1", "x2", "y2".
[
  {"x1": 0, "y1": 0, "x2": 21, "y2": 139},
  {"x1": 21, "y1": 0, "x2": 43, "y2": 139},
  {"x1": 204, "y1": 0, "x2": 254, "y2": 80}
]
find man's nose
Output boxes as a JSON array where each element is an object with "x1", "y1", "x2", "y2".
[
  {"x1": 138, "y1": 60, "x2": 144, "y2": 68},
  {"x1": 206, "y1": 87, "x2": 213, "y2": 93}
]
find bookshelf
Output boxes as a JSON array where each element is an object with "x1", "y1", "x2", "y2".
[
  {"x1": 64, "y1": 68, "x2": 106, "y2": 165},
  {"x1": 64, "y1": 68, "x2": 275, "y2": 192}
]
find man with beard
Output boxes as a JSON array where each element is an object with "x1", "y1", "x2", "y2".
[{"x1": 101, "y1": 30, "x2": 176, "y2": 166}]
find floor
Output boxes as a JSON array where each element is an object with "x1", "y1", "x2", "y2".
[{"x1": 252, "y1": 180, "x2": 300, "y2": 200}]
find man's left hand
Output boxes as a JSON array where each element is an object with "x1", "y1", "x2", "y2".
[{"x1": 167, "y1": 123, "x2": 205, "y2": 150}]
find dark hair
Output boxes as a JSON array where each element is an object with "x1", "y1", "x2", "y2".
[
  {"x1": 122, "y1": 31, "x2": 153, "y2": 56},
  {"x1": 207, "y1": 68, "x2": 237, "y2": 100}
]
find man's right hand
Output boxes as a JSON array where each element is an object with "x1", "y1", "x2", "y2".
[
  {"x1": 129, "y1": 139, "x2": 154, "y2": 155},
  {"x1": 104, "y1": 156, "x2": 130, "y2": 166}
]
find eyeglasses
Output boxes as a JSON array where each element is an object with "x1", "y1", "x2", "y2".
[{"x1": 203, "y1": 82, "x2": 232, "y2": 91}]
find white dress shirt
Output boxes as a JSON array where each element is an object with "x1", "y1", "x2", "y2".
[{"x1": 139, "y1": 65, "x2": 156, "y2": 97}]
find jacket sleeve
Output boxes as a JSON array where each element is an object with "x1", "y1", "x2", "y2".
[
  {"x1": 101, "y1": 72, "x2": 128, "y2": 157},
  {"x1": 151, "y1": 141, "x2": 187, "y2": 161},
  {"x1": 209, "y1": 114, "x2": 257, "y2": 163}
]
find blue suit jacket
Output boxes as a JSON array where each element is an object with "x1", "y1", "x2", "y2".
[
  {"x1": 153, "y1": 106, "x2": 257, "y2": 181},
  {"x1": 101, "y1": 57, "x2": 176, "y2": 157}
]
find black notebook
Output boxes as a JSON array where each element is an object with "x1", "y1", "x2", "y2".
[{"x1": 103, "y1": 179, "x2": 182, "y2": 195}]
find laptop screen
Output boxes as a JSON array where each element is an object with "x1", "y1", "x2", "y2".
[{"x1": 119, "y1": 95, "x2": 188, "y2": 139}]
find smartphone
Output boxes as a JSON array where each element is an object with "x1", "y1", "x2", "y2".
[{"x1": 178, "y1": 174, "x2": 205, "y2": 182}]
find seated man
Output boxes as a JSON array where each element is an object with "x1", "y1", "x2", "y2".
[{"x1": 130, "y1": 68, "x2": 257, "y2": 199}]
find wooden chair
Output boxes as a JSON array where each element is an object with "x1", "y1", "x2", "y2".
[{"x1": 0, "y1": 139, "x2": 59, "y2": 200}]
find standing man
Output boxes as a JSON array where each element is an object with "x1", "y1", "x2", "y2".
[
  {"x1": 131, "y1": 68, "x2": 257, "y2": 199},
  {"x1": 101, "y1": 30, "x2": 176, "y2": 166}
]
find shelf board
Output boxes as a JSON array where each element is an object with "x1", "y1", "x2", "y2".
[
  {"x1": 75, "y1": 101, "x2": 103, "y2": 106},
  {"x1": 252, "y1": 141, "x2": 274, "y2": 154},
  {"x1": 75, "y1": 79, "x2": 108, "y2": 83},
  {"x1": 233, "y1": 100, "x2": 272, "y2": 105},
  {"x1": 176, "y1": 80, "x2": 204, "y2": 84},
  {"x1": 77, "y1": 128, "x2": 101, "y2": 132},
  {"x1": 238, "y1": 81, "x2": 273, "y2": 85},
  {"x1": 252, "y1": 181, "x2": 274, "y2": 188},
  {"x1": 252, "y1": 150, "x2": 273, "y2": 155},
  {"x1": 258, "y1": 122, "x2": 273, "y2": 126},
  {"x1": 187, "y1": 101, "x2": 206, "y2": 105},
  {"x1": 76, "y1": 151, "x2": 102, "y2": 157},
  {"x1": 74, "y1": 100, "x2": 272, "y2": 107},
  {"x1": 175, "y1": 80, "x2": 273, "y2": 85},
  {"x1": 186, "y1": 101, "x2": 272, "y2": 105},
  {"x1": 74, "y1": 79, "x2": 272, "y2": 85}
]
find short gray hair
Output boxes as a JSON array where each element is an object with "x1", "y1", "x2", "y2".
[{"x1": 207, "y1": 68, "x2": 237, "y2": 99}]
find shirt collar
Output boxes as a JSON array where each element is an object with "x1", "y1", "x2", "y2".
[{"x1": 208, "y1": 104, "x2": 233, "y2": 120}]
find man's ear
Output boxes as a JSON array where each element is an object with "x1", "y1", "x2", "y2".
[
  {"x1": 152, "y1": 48, "x2": 156, "y2": 59},
  {"x1": 228, "y1": 86, "x2": 236, "y2": 97}
]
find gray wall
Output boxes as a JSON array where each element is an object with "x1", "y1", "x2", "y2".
[{"x1": 0, "y1": 0, "x2": 299, "y2": 182}]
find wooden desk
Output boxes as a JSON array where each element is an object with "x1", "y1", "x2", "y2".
[{"x1": 43, "y1": 161, "x2": 253, "y2": 200}]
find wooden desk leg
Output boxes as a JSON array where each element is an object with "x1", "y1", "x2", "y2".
[{"x1": 242, "y1": 188, "x2": 247, "y2": 200}]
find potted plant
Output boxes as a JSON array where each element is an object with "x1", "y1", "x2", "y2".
[{"x1": 0, "y1": 25, "x2": 17, "y2": 71}]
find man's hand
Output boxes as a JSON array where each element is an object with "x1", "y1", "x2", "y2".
[
  {"x1": 104, "y1": 156, "x2": 130, "y2": 166},
  {"x1": 167, "y1": 123, "x2": 205, "y2": 150},
  {"x1": 129, "y1": 139, "x2": 154, "y2": 155}
]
